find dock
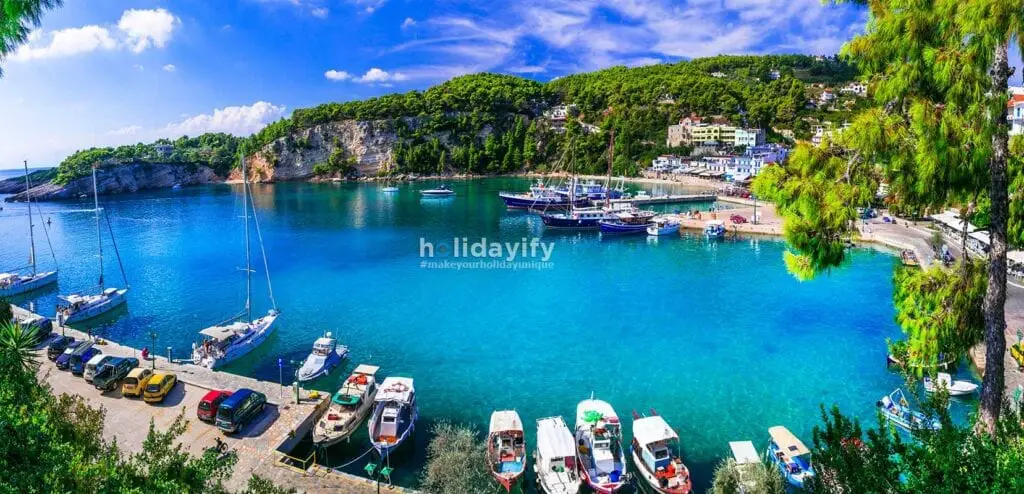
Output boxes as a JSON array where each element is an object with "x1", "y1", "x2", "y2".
[
  {"x1": 609, "y1": 193, "x2": 716, "y2": 206},
  {"x1": 20, "y1": 307, "x2": 415, "y2": 493}
]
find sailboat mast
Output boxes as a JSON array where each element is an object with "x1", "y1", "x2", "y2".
[
  {"x1": 23, "y1": 161, "x2": 36, "y2": 275},
  {"x1": 242, "y1": 157, "x2": 252, "y2": 323},
  {"x1": 605, "y1": 129, "x2": 614, "y2": 209},
  {"x1": 92, "y1": 165, "x2": 104, "y2": 290}
]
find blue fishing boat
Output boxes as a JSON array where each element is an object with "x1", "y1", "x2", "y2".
[
  {"x1": 499, "y1": 180, "x2": 588, "y2": 210},
  {"x1": 598, "y1": 210, "x2": 656, "y2": 235},
  {"x1": 766, "y1": 426, "x2": 815, "y2": 489},
  {"x1": 703, "y1": 220, "x2": 726, "y2": 239},
  {"x1": 877, "y1": 388, "x2": 941, "y2": 431},
  {"x1": 369, "y1": 377, "x2": 417, "y2": 456}
]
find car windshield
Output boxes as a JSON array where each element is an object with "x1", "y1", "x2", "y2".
[
  {"x1": 199, "y1": 401, "x2": 211, "y2": 410},
  {"x1": 124, "y1": 378, "x2": 137, "y2": 385},
  {"x1": 145, "y1": 383, "x2": 161, "y2": 393},
  {"x1": 217, "y1": 405, "x2": 234, "y2": 420}
]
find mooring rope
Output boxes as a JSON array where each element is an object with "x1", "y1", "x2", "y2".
[{"x1": 331, "y1": 446, "x2": 375, "y2": 472}]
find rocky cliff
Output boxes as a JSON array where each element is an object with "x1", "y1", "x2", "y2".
[{"x1": 5, "y1": 162, "x2": 220, "y2": 202}]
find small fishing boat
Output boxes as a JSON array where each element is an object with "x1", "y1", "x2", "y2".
[
  {"x1": 296, "y1": 332, "x2": 349, "y2": 382},
  {"x1": 631, "y1": 411, "x2": 692, "y2": 494},
  {"x1": 488, "y1": 410, "x2": 526, "y2": 492},
  {"x1": 923, "y1": 372, "x2": 978, "y2": 396},
  {"x1": 421, "y1": 184, "x2": 455, "y2": 197},
  {"x1": 0, "y1": 162, "x2": 58, "y2": 298},
  {"x1": 313, "y1": 364, "x2": 380, "y2": 447},
  {"x1": 703, "y1": 220, "x2": 726, "y2": 238},
  {"x1": 877, "y1": 388, "x2": 941, "y2": 431},
  {"x1": 534, "y1": 416, "x2": 581, "y2": 494},
  {"x1": 598, "y1": 210, "x2": 657, "y2": 235},
  {"x1": 575, "y1": 396, "x2": 627, "y2": 493},
  {"x1": 728, "y1": 440, "x2": 760, "y2": 492},
  {"x1": 900, "y1": 249, "x2": 919, "y2": 267},
  {"x1": 765, "y1": 426, "x2": 815, "y2": 489},
  {"x1": 647, "y1": 217, "x2": 681, "y2": 236},
  {"x1": 368, "y1": 377, "x2": 418, "y2": 456},
  {"x1": 382, "y1": 186, "x2": 399, "y2": 193}
]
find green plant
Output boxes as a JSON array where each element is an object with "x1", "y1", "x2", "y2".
[{"x1": 419, "y1": 420, "x2": 497, "y2": 494}]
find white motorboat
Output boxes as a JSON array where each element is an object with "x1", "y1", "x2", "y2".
[
  {"x1": 534, "y1": 416, "x2": 581, "y2": 494},
  {"x1": 368, "y1": 377, "x2": 418, "y2": 456},
  {"x1": 923, "y1": 372, "x2": 978, "y2": 396},
  {"x1": 647, "y1": 217, "x2": 681, "y2": 236},
  {"x1": 631, "y1": 412, "x2": 692, "y2": 493},
  {"x1": 313, "y1": 364, "x2": 380, "y2": 447},
  {"x1": 297, "y1": 332, "x2": 349, "y2": 382},
  {"x1": 877, "y1": 388, "x2": 941, "y2": 431},
  {"x1": 575, "y1": 396, "x2": 627, "y2": 493},
  {"x1": 192, "y1": 156, "x2": 280, "y2": 369},
  {"x1": 56, "y1": 165, "x2": 129, "y2": 325},
  {"x1": 488, "y1": 410, "x2": 526, "y2": 492},
  {"x1": 421, "y1": 184, "x2": 455, "y2": 197},
  {"x1": 382, "y1": 186, "x2": 399, "y2": 192},
  {"x1": 1, "y1": 163, "x2": 58, "y2": 297},
  {"x1": 703, "y1": 219, "x2": 726, "y2": 238}
]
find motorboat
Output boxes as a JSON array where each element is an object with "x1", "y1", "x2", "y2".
[
  {"x1": 574, "y1": 396, "x2": 627, "y2": 493},
  {"x1": 313, "y1": 364, "x2": 380, "y2": 447},
  {"x1": 382, "y1": 185, "x2": 399, "y2": 192},
  {"x1": 534, "y1": 416, "x2": 581, "y2": 494},
  {"x1": 923, "y1": 372, "x2": 978, "y2": 396},
  {"x1": 765, "y1": 426, "x2": 815, "y2": 489},
  {"x1": 703, "y1": 220, "x2": 726, "y2": 238},
  {"x1": 877, "y1": 388, "x2": 941, "y2": 431},
  {"x1": 598, "y1": 210, "x2": 657, "y2": 235},
  {"x1": 631, "y1": 411, "x2": 692, "y2": 493},
  {"x1": 296, "y1": 332, "x2": 349, "y2": 382},
  {"x1": 488, "y1": 410, "x2": 526, "y2": 492},
  {"x1": 647, "y1": 217, "x2": 681, "y2": 236},
  {"x1": 421, "y1": 184, "x2": 455, "y2": 197},
  {"x1": 368, "y1": 377, "x2": 418, "y2": 456}
]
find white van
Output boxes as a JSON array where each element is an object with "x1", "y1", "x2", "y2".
[{"x1": 84, "y1": 354, "x2": 112, "y2": 383}]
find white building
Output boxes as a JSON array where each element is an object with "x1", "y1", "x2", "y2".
[
  {"x1": 819, "y1": 90, "x2": 836, "y2": 105},
  {"x1": 840, "y1": 82, "x2": 868, "y2": 97},
  {"x1": 154, "y1": 144, "x2": 174, "y2": 157},
  {"x1": 1008, "y1": 94, "x2": 1024, "y2": 136},
  {"x1": 734, "y1": 128, "x2": 766, "y2": 147},
  {"x1": 769, "y1": 70, "x2": 781, "y2": 80},
  {"x1": 651, "y1": 155, "x2": 682, "y2": 172},
  {"x1": 711, "y1": 71, "x2": 726, "y2": 78}
]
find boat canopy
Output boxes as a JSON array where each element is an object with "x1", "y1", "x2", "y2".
[
  {"x1": 376, "y1": 377, "x2": 414, "y2": 403},
  {"x1": 768, "y1": 426, "x2": 810, "y2": 457},
  {"x1": 633, "y1": 416, "x2": 677, "y2": 446},
  {"x1": 199, "y1": 322, "x2": 246, "y2": 342},
  {"x1": 729, "y1": 441, "x2": 760, "y2": 465},
  {"x1": 536, "y1": 417, "x2": 576, "y2": 459},
  {"x1": 576, "y1": 398, "x2": 619, "y2": 425},
  {"x1": 490, "y1": 410, "x2": 524, "y2": 433},
  {"x1": 59, "y1": 294, "x2": 87, "y2": 304},
  {"x1": 352, "y1": 364, "x2": 380, "y2": 376},
  {"x1": 706, "y1": 220, "x2": 726, "y2": 227}
]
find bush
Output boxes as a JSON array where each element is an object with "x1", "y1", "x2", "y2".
[
  {"x1": 419, "y1": 421, "x2": 497, "y2": 494},
  {"x1": 710, "y1": 457, "x2": 786, "y2": 494}
]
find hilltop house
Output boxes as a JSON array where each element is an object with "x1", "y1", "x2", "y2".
[
  {"x1": 1008, "y1": 94, "x2": 1024, "y2": 136},
  {"x1": 840, "y1": 82, "x2": 868, "y2": 97},
  {"x1": 818, "y1": 90, "x2": 836, "y2": 105}
]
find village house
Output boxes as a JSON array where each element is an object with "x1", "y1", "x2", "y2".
[
  {"x1": 839, "y1": 82, "x2": 868, "y2": 97},
  {"x1": 1008, "y1": 93, "x2": 1024, "y2": 136}
]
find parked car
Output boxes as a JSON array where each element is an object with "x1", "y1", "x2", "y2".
[
  {"x1": 730, "y1": 214, "x2": 748, "y2": 224},
  {"x1": 215, "y1": 388, "x2": 267, "y2": 434},
  {"x1": 93, "y1": 357, "x2": 140, "y2": 392},
  {"x1": 198, "y1": 390, "x2": 234, "y2": 423},
  {"x1": 56, "y1": 340, "x2": 91, "y2": 370},
  {"x1": 83, "y1": 355, "x2": 114, "y2": 383},
  {"x1": 122, "y1": 368, "x2": 154, "y2": 397},
  {"x1": 143, "y1": 372, "x2": 178, "y2": 403},
  {"x1": 47, "y1": 336, "x2": 76, "y2": 360},
  {"x1": 70, "y1": 347, "x2": 102, "y2": 376}
]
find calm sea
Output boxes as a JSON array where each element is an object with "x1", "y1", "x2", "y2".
[
  {"x1": 0, "y1": 178, "x2": 969, "y2": 491},
  {"x1": 0, "y1": 166, "x2": 52, "y2": 180}
]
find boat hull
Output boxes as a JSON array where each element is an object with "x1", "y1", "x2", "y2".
[
  {"x1": 370, "y1": 403, "x2": 418, "y2": 457},
  {"x1": 313, "y1": 399, "x2": 376, "y2": 447},
  {"x1": 499, "y1": 193, "x2": 587, "y2": 210},
  {"x1": 647, "y1": 224, "x2": 681, "y2": 236},
  {"x1": 630, "y1": 447, "x2": 691, "y2": 494},
  {"x1": 194, "y1": 311, "x2": 280, "y2": 369},
  {"x1": 0, "y1": 270, "x2": 58, "y2": 297},
  {"x1": 599, "y1": 221, "x2": 650, "y2": 234},
  {"x1": 297, "y1": 347, "x2": 349, "y2": 382},
  {"x1": 541, "y1": 215, "x2": 603, "y2": 229},
  {"x1": 60, "y1": 288, "x2": 128, "y2": 325}
]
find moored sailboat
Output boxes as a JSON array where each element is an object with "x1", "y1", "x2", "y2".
[
  {"x1": 630, "y1": 411, "x2": 692, "y2": 494},
  {"x1": 368, "y1": 376, "x2": 418, "y2": 456},
  {"x1": 574, "y1": 396, "x2": 627, "y2": 493},
  {"x1": 488, "y1": 410, "x2": 526, "y2": 492},
  {"x1": 1, "y1": 161, "x2": 58, "y2": 297},
  {"x1": 313, "y1": 364, "x2": 380, "y2": 447},
  {"x1": 534, "y1": 416, "x2": 581, "y2": 494}
]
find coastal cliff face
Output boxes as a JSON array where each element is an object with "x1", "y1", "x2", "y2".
[
  {"x1": 5, "y1": 162, "x2": 220, "y2": 202},
  {"x1": 239, "y1": 119, "x2": 401, "y2": 182}
]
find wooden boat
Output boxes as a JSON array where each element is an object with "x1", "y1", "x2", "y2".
[
  {"x1": 631, "y1": 411, "x2": 692, "y2": 494},
  {"x1": 574, "y1": 396, "x2": 627, "y2": 493},
  {"x1": 296, "y1": 332, "x2": 349, "y2": 382},
  {"x1": 728, "y1": 440, "x2": 760, "y2": 492},
  {"x1": 368, "y1": 377, "x2": 417, "y2": 456},
  {"x1": 765, "y1": 426, "x2": 815, "y2": 489},
  {"x1": 923, "y1": 372, "x2": 978, "y2": 396},
  {"x1": 421, "y1": 184, "x2": 455, "y2": 197},
  {"x1": 647, "y1": 217, "x2": 681, "y2": 236},
  {"x1": 313, "y1": 364, "x2": 380, "y2": 447},
  {"x1": 900, "y1": 249, "x2": 920, "y2": 267},
  {"x1": 534, "y1": 416, "x2": 581, "y2": 494},
  {"x1": 877, "y1": 388, "x2": 941, "y2": 431},
  {"x1": 598, "y1": 210, "x2": 657, "y2": 234},
  {"x1": 0, "y1": 162, "x2": 58, "y2": 297},
  {"x1": 488, "y1": 410, "x2": 526, "y2": 492}
]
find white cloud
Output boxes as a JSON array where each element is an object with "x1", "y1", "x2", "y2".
[
  {"x1": 311, "y1": 7, "x2": 329, "y2": 18},
  {"x1": 133, "y1": 64, "x2": 145, "y2": 71},
  {"x1": 163, "y1": 102, "x2": 288, "y2": 137},
  {"x1": 401, "y1": 17, "x2": 416, "y2": 29},
  {"x1": 118, "y1": 8, "x2": 180, "y2": 54},
  {"x1": 350, "y1": 0, "x2": 387, "y2": 14},
  {"x1": 324, "y1": 69, "x2": 351, "y2": 81},
  {"x1": 109, "y1": 125, "x2": 143, "y2": 136},
  {"x1": 354, "y1": 67, "x2": 407, "y2": 83},
  {"x1": 162, "y1": 64, "x2": 176, "y2": 73},
  {"x1": 10, "y1": 26, "x2": 117, "y2": 61}
]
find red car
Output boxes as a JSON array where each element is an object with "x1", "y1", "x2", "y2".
[
  {"x1": 730, "y1": 214, "x2": 748, "y2": 224},
  {"x1": 198, "y1": 390, "x2": 233, "y2": 422}
]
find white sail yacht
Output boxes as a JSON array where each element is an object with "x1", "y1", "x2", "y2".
[
  {"x1": 55, "y1": 165, "x2": 129, "y2": 325},
  {"x1": 191, "y1": 156, "x2": 280, "y2": 369},
  {"x1": 1, "y1": 161, "x2": 58, "y2": 297}
]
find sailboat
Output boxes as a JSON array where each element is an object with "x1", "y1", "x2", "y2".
[
  {"x1": 1, "y1": 161, "x2": 58, "y2": 297},
  {"x1": 55, "y1": 165, "x2": 128, "y2": 325},
  {"x1": 191, "y1": 156, "x2": 280, "y2": 369}
]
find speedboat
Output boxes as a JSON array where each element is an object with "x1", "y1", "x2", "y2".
[
  {"x1": 877, "y1": 388, "x2": 941, "y2": 431},
  {"x1": 598, "y1": 210, "x2": 657, "y2": 235},
  {"x1": 313, "y1": 364, "x2": 380, "y2": 447},
  {"x1": 647, "y1": 217, "x2": 681, "y2": 236},
  {"x1": 421, "y1": 184, "x2": 455, "y2": 197},
  {"x1": 368, "y1": 377, "x2": 418, "y2": 456},
  {"x1": 296, "y1": 332, "x2": 349, "y2": 382},
  {"x1": 703, "y1": 220, "x2": 726, "y2": 238},
  {"x1": 575, "y1": 396, "x2": 627, "y2": 493},
  {"x1": 766, "y1": 426, "x2": 815, "y2": 489},
  {"x1": 488, "y1": 410, "x2": 526, "y2": 492},
  {"x1": 57, "y1": 289, "x2": 128, "y2": 325},
  {"x1": 631, "y1": 411, "x2": 692, "y2": 494},
  {"x1": 534, "y1": 416, "x2": 581, "y2": 494},
  {"x1": 192, "y1": 309, "x2": 280, "y2": 369},
  {"x1": 923, "y1": 372, "x2": 978, "y2": 396}
]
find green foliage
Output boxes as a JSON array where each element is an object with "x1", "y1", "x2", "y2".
[
  {"x1": 420, "y1": 420, "x2": 497, "y2": 494},
  {"x1": 0, "y1": 0, "x2": 62, "y2": 78},
  {"x1": 241, "y1": 475, "x2": 296, "y2": 494},
  {"x1": 54, "y1": 133, "x2": 241, "y2": 184},
  {"x1": 710, "y1": 458, "x2": 786, "y2": 494},
  {"x1": 0, "y1": 320, "x2": 39, "y2": 371},
  {"x1": 0, "y1": 298, "x2": 11, "y2": 323},
  {"x1": 312, "y1": 148, "x2": 358, "y2": 178}
]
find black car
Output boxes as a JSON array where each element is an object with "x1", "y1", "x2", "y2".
[{"x1": 47, "y1": 336, "x2": 75, "y2": 360}]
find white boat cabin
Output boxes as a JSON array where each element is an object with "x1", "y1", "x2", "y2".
[
  {"x1": 634, "y1": 416, "x2": 678, "y2": 472},
  {"x1": 312, "y1": 334, "x2": 336, "y2": 355},
  {"x1": 535, "y1": 416, "x2": 579, "y2": 493},
  {"x1": 374, "y1": 377, "x2": 415, "y2": 440}
]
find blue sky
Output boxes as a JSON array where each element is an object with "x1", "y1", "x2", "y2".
[{"x1": 0, "y1": 0, "x2": 998, "y2": 169}]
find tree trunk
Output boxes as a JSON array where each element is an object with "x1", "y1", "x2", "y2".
[{"x1": 977, "y1": 41, "x2": 1012, "y2": 436}]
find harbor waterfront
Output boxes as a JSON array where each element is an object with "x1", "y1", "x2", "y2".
[{"x1": 1, "y1": 177, "x2": 973, "y2": 491}]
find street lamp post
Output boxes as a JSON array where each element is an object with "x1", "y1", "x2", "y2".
[
  {"x1": 167, "y1": 346, "x2": 172, "y2": 364},
  {"x1": 752, "y1": 193, "x2": 758, "y2": 225},
  {"x1": 149, "y1": 332, "x2": 156, "y2": 369}
]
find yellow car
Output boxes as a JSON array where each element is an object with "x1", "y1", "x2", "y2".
[
  {"x1": 143, "y1": 372, "x2": 178, "y2": 403},
  {"x1": 122, "y1": 367, "x2": 154, "y2": 397}
]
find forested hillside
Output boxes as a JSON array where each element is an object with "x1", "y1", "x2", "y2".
[{"x1": 53, "y1": 55, "x2": 860, "y2": 184}]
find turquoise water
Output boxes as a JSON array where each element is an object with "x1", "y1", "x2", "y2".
[{"x1": 0, "y1": 178, "x2": 967, "y2": 491}]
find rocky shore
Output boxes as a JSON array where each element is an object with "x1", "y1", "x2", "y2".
[{"x1": 4, "y1": 162, "x2": 220, "y2": 202}]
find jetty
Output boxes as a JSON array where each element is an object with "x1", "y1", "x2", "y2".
[{"x1": 21, "y1": 308, "x2": 415, "y2": 493}]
